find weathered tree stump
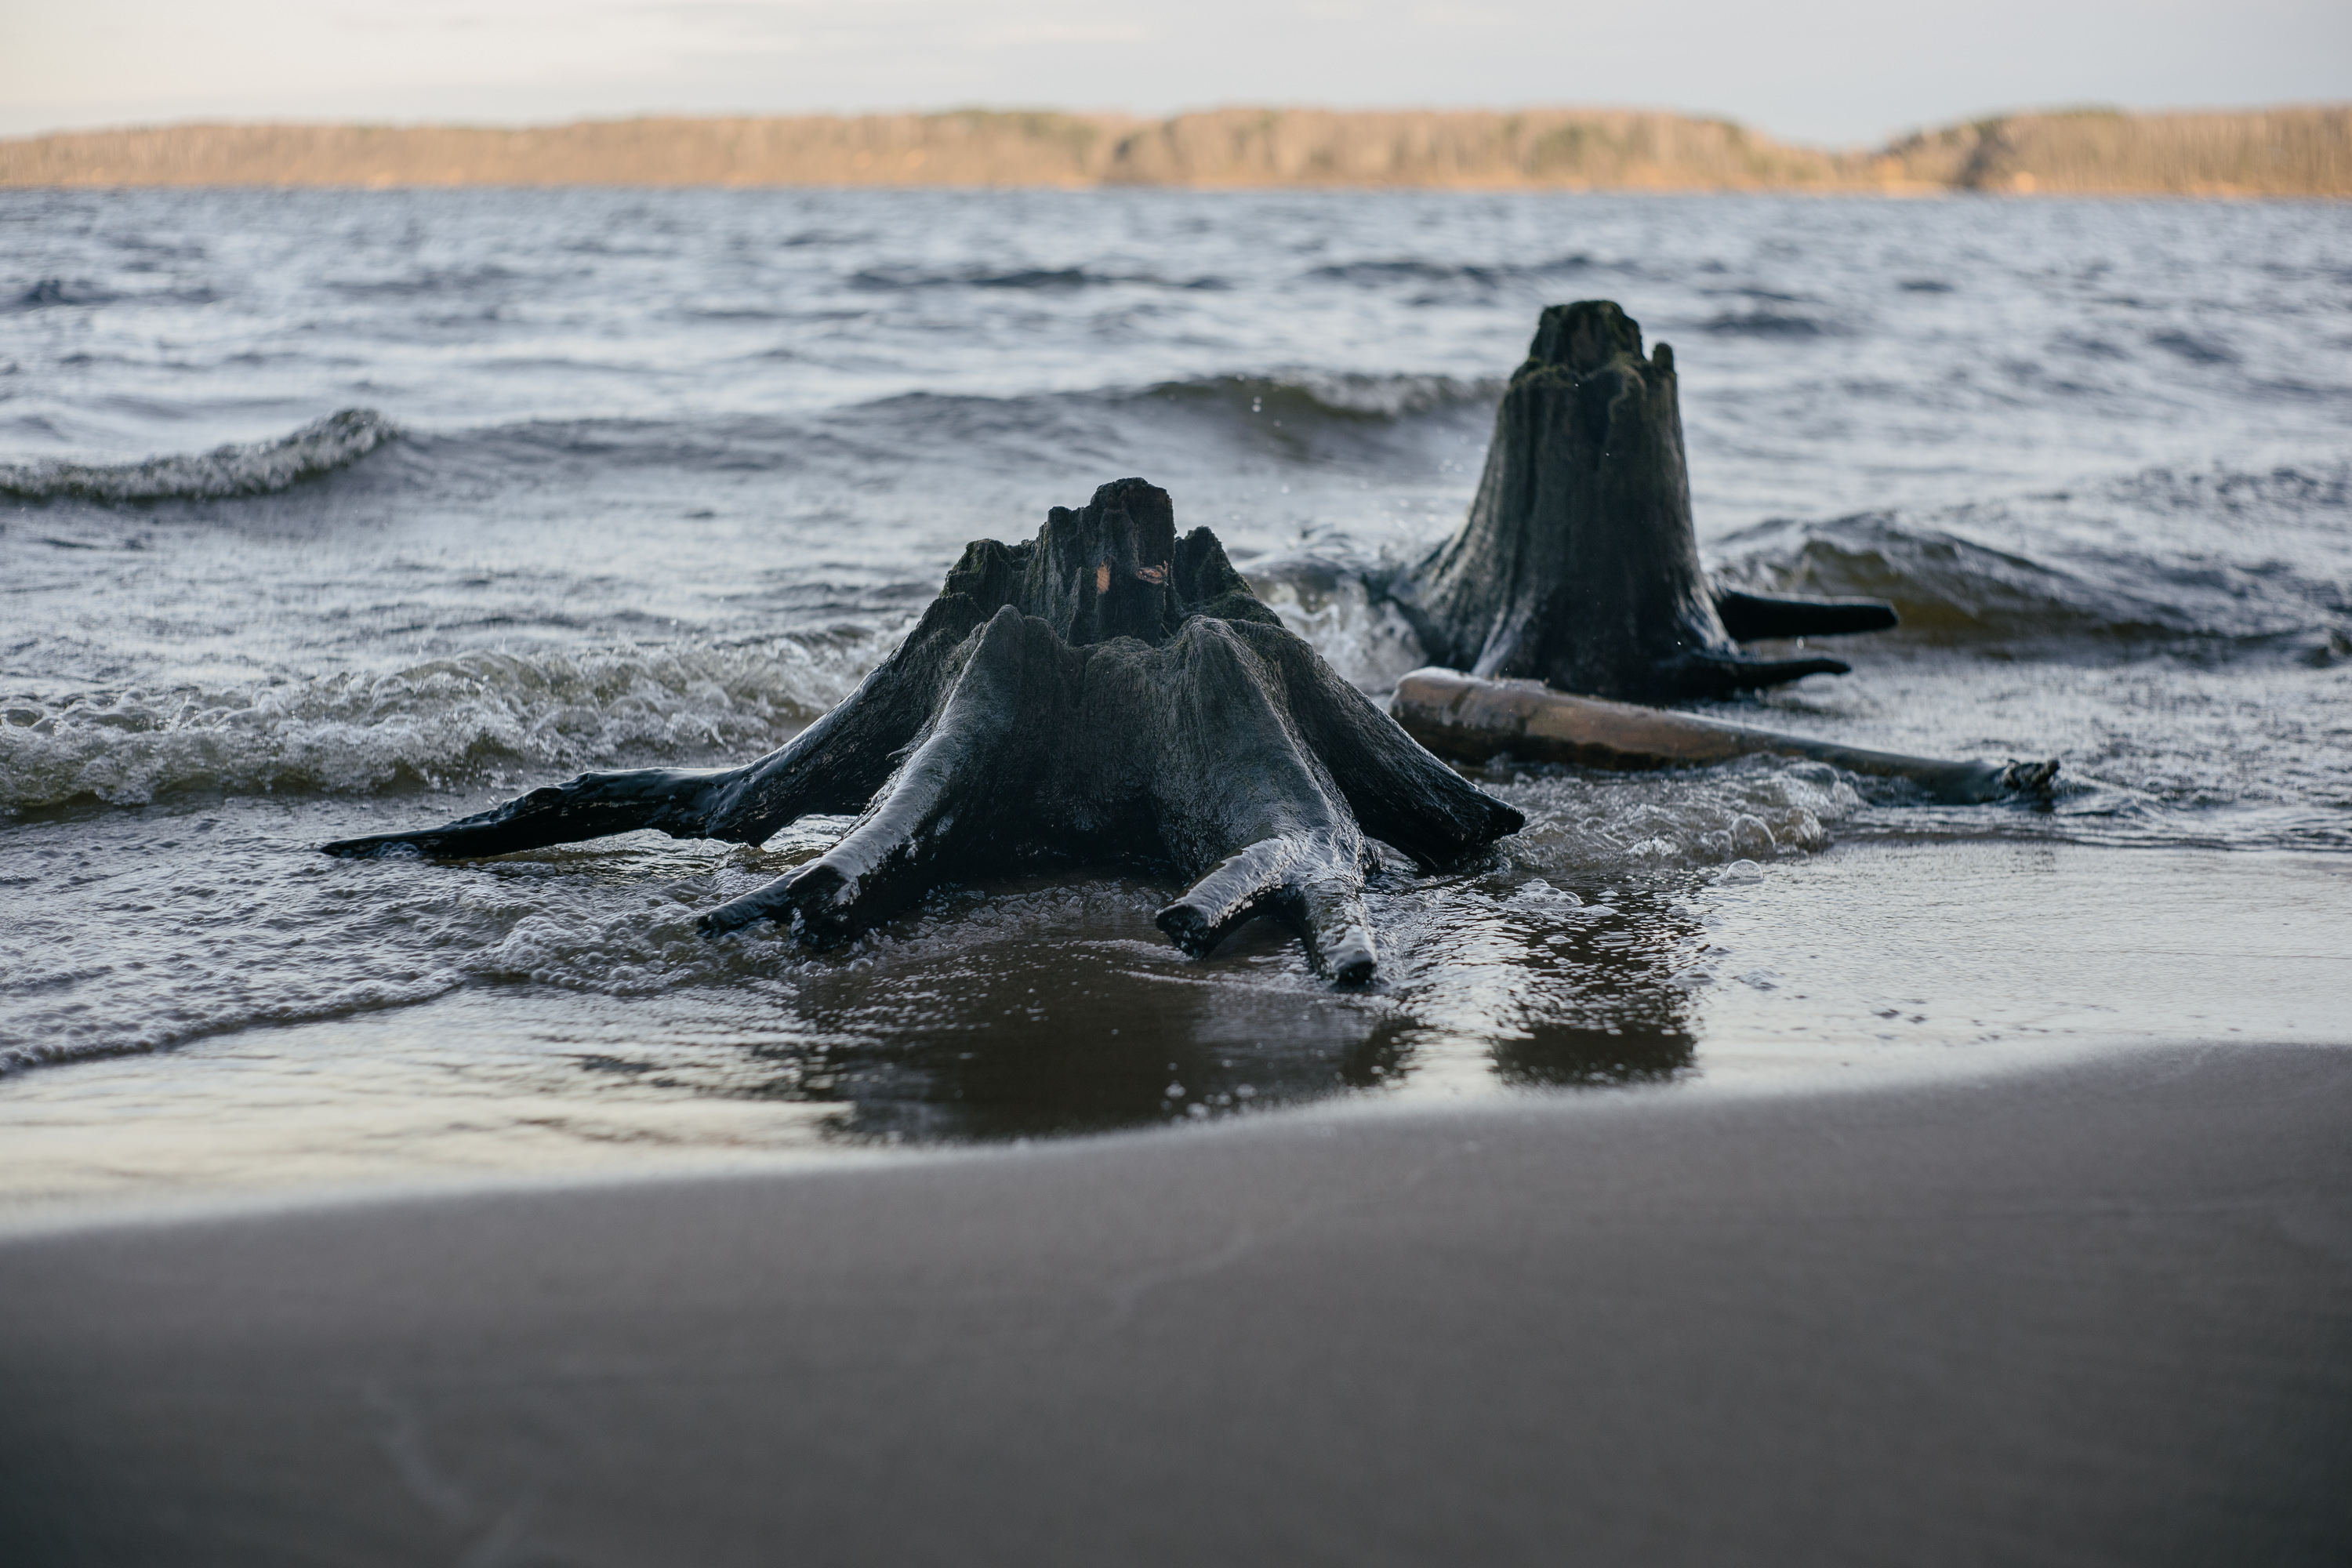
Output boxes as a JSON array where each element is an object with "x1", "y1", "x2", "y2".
[
  {"x1": 1389, "y1": 301, "x2": 1896, "y2": 703},
  {"x1": 324, "y1": 480, "x2": 1524, "y2": 985}
]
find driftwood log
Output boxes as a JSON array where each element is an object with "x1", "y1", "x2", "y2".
[
  {"x1": 325, "y1": 480, "x2": 1524, "y2": 985},
  {"x1": 1393, "y1": 668, "x2": 2059, "y2": 804},
  {"x1": 1388, "y1": 301, "x2": 1897, "y2": 703}
]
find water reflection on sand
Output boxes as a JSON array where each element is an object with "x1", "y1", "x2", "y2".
[
  {"x1": 4, "y1": 818, "x2": 2343, "y2": 1224},
  {"x1": 731, "y1": 871, "x2": 1703, "y2": 1143}
]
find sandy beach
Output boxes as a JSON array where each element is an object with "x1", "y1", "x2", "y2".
[{"x1": 4, "y1": 1039, "x2": 2346, "y2": 1566}]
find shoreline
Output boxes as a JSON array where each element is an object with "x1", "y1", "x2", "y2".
[
  {"x1": 0, "y1": 1025, "x2": 2252, "y2": 1247},
  {"x1": 2, "y1": 835, "x2": 2345, "y2": 1234},
  {"x1": 5, "y1": 105, "x2": 2347, "y2": 197},
  {"x1": 5, "y1": 1037, "x2": 2346, "y2": 1563}
]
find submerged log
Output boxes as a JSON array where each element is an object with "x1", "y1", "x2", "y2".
[
  {"x1": 1393, "y1": 667, "x2": 2059, "y2": 805},
  {"x1": 325, "y1": 480, "x2": 1524, "y2": 985},
  {"x1": 1389, "y1": 301, "x2": 1897, "y2": 704}
]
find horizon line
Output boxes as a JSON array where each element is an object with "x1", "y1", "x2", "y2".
[{"x1": 8, "y1": 100, "x2": 2349, "y2": 154}]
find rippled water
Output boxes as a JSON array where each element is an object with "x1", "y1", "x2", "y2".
[{"x1": 2, "y1": 187, "x2": 2348, "y2": 1204}]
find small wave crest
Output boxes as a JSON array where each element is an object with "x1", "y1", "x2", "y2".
[
  {"x1": 0, "y1": 632, "x2": 898, "y2": 813},
  {"x1": 1246, "y1": 556, "x2": 1430, "y2": 692},
  {"x1": 839, "y1": 372, "x2": 1497, "y2": 464},
  {"x1": 0, "y1": 408, "x2": 398, "y2": 504},
  {"x1": 1700, "y1": 310, "x2": 1845, "y2": 338},
  {"x1": 1305, "y1": 253, "x2": 1595, "y2": 288},
  {"x1": 390, "y1": 371, "x2": 1496, "y2": 485},
  {"x1": 9, "y1": 278, "x2": 113, "y2": 310},
  {"x1": 848, "y1": 264, "x2": 1225, "y2": 292},
  {"x1": 5, "y1": 277, "x2": 221, "y2": 312},
  {"x1": 1712, "y1": 465, "x2": 2352, "y2": 649},
  {"x1": 1713, "y1": 515, "x2": 2154, "y2": 641},
  {"x1": 1138, "y1": 370, "x2": 1500, "y2": 424},
  {"x1": 1496, "y1": 755, "x2": 1865, "y2": 874}
]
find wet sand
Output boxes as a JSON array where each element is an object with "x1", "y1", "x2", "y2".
[
  {"x1": 5, "y1": 1039, "x2": 2347, "y2": 1566},
  {"x1": 4, "y1": 837, "x2": 2346, "y2": 1215}
]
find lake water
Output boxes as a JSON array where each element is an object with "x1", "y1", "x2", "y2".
[{"x1": 2, "y1": 187, "x2": 2347, "y2": 1213}]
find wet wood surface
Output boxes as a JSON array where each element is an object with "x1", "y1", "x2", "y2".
[{"x1": 1392, "y1": 666, "x2": 2056, "y2": 804}]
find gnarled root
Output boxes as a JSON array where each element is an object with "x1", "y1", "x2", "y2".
[
  {"x1": 1713, "y1": 589, "x2": 1900, "y2": 642},
  {"x1": 321, "y1": 766, "x2": 741, "y2": 860},
  {"x1": 1156, "y1": 833, "x2": 1378, "y2": 986},
  {"x1": 699, "y1": 604, "x2": 1063, "y2": 946},
  {"x1": 323, "y1": 481, "x2": 1523, "y2": 985}
]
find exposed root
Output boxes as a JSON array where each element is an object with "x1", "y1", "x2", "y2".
[{"x1": 327, "y1": 479, "x2": 1523, "y2": 985}]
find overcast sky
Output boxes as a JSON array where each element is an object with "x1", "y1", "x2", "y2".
[{"x1": 5, "y1": 0, "x2": 2346, "y2": 147}]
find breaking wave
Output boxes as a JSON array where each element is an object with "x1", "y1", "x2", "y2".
[
  {"x1": 0, "y1": 370, "x2": 1494, "y2": 516},
  {"x1": 1710, "y1": 464, "x2": 2352, "y2": 652},
  {"x1": 1136, "y1": 370, "x2": 1501, "y2": 423},
  {"x1": 838, "y1": 372, "x2": 1497, "y2": 463},
  {"x1": 1494, "y1": 754, "x2": 1866, "y2": 874},
  {"x1": 1712, "y1": 516, "x2": 2173, "y2": 641},
  {"x1": 1699, "y1": 310, "x2": 1845, "y2": 338},
  {"x1": 6, "y1": 277, "x2": 222, "y2": 312},
  {"x1": 0, "y1": 408, "x2": 398, "y2": 503},
  {"x1": 1305, "y1": 253, "x2": 1599, "y2": 288},
  {"x1": 1246, "y1": 555, "x2": 1431, "y2": 693},
  {"x1": 0, "y1": 632, "x2": 898, "y2": 813}
]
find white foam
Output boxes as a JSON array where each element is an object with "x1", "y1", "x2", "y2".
[
  {"x1": 0, "y1": 409, "x2": 397, "y2": 503},
  {"x1": 1250, "y1": 570, "x2": 1429, "y2": 695},
  {"x1": 0, "y1": 632, "x2": 897, "y2": 811},
  {"x1": 1495, "y1": 758, "x2": 1864, "y2": 876}
]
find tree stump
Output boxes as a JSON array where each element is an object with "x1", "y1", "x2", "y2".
[
  {"x1": 1390, "y1": 301, "x2": 1896, "y2": 703},
  {"x1": 324, "y1": 480, "x2": 1524, "y2": 985}
]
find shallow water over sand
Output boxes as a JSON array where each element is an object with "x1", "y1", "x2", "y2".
[
  {"x1": 2, "y1": 188, "x2": 2348, "y2": 1214},
  {"x1": 2, "y1": 824, "x2": 2343, "y2": 1217}
]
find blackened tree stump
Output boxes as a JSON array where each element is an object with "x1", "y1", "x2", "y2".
[
  {"x1": 325, "y1": 480, "x2": 1524, "y2": 985},
  {"x1": 1391, "y1": 301, "x2": 1897, "y2": 703}
]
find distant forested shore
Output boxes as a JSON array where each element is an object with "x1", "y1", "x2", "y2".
[{"x1": 5, "y1": 105, "x2": 2345, "y2": 197}]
